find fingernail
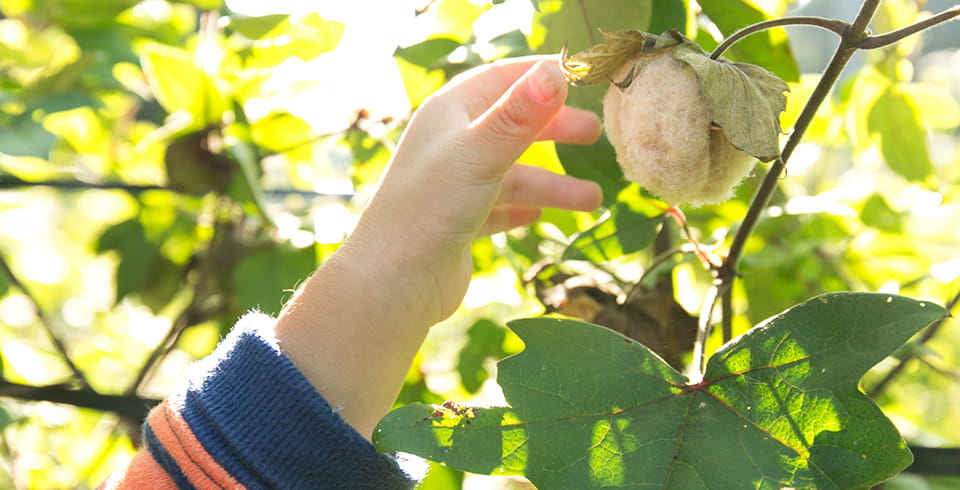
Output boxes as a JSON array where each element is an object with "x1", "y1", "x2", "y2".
[{"x1": 526, "y1": 61, "x2": 564, "y2": 103}]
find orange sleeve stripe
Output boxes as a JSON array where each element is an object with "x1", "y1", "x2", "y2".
[
  {"x1": 147, "y1": 400, "x2": 244, "y2": 489},
  {"x1": 98, "y1": 450, "x2": 177, "y2": 489}
]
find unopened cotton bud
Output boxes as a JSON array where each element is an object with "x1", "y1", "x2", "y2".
[
  {"x1": 603, "y1": 54, "x2": 755, "y2": 205},
  {"x1": 562, "y1": 30, "x2": 788, "y2": 207}
]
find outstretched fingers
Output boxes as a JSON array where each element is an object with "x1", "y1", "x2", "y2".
[
  {"x1": 479, "y1": 205, "x2": 543, "y2": 236},
  {"x1": 455, "y1": 61, "x2": 570, "y2": 183},
  {"x1": 538, "y1": 105, "x2": 602, "y2": 145},
  {"x1": 477, "y1": 164, "x2": 602, "y2": 236},
  {"x1": 497, "y1": 164, "x2": 602, "y2": 211}
]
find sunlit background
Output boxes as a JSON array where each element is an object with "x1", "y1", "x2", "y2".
[{"x1": 1, "y1": 0, "x2": 959, "y2": 487}]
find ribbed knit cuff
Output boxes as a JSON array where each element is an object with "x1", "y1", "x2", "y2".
[{"x1": 168, "y1": 312, "x2": 414, "y2": 489}]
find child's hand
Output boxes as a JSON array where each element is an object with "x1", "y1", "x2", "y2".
[
  {"x1": 274, "y1": 58, "x2": 602, "y2": 438},
  {"x1": 356, "y1": 57, "x2": 603, "y2": 322}
]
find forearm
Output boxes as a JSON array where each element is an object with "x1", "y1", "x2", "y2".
[{"x1": 272, "y1": 224, "x2": 446, "y2": 439}]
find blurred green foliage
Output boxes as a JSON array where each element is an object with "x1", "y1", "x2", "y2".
[{"x1": 0, "y1": 0, "x2": 957, "y2": 488}]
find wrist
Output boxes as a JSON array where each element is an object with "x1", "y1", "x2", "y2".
[{"x1": 272, "y1": 228, "x2": 444, "y2": 438}]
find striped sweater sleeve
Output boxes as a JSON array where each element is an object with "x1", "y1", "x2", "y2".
[{"x1": 100, "y1": 312, "x2": 415, "y2": 489}]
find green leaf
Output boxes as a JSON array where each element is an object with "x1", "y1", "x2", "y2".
[
  {"x1": 140, "y1": 43, "x2": 227, "y2": 128},
  {"x1": 670, "y1": 33, "x2": 788, "y2": 162},
  {"x1": 250, "y1": 112, "x2": 312, "y2": 154},
  {"x1": 416, "y1": 461, "x2": 465, "y2": 490},
  {"x1": 173, "y1": 0, "x2": 223, "y2": 9},
  {"x1": 96, "y1": 217, "x2": 161, "y2": 304},
  {"x1": 0, "y1": 263, "x2": 9, "y2": 298},
  {"x1": 899, "y1": 83, "x2": 960, "y2": 130},
  {"x1": 233, "y1": 242, "x2": 315, "y2": 315},
  {"x1": 237, "y1": 14, "x2": 344, "y2": 68},
  {"x1": 495, "y1": 0, "x2": 539, "y2": 11},
  {"x1": 225, "y1": 100, "x2": 272, "y2": 224},
  {"x1": 136, "y1": 257, "x2": 184, "y2": 314},
  {"x1": 861, "y1": 194, "x2": 903, "y2": 233},
  {"x1": 457, "y1": 319, "x2": 507, "y2": 393},
  {"x1": 562, "y1": 203, "x2": 660, "y2": 262},
  {"x1": 0, "y1": 114, "x2": 56, "y2": 159},
  {"x1": 648, "y1": 0, "x2": 689, "y2": 34},
  {"x1": 375, "y1": 292, "x2": 948, "y2": 489},
  {"x1": 0, "y1": 404, "x2": 11, "y2": 429},
  {"x1": 40, "y1": 0, "x2": 138, "y2": 31},
  {"x1": 555, "y1": 136, "x2": 624, "y2": 207},
  {"x1": 226, "y1": 14, "x2": 290, "y2": 40},
  {"x1": 395, "y1": 38, "x2": 461, "y2": 69},
  {"x1": 433, "y1": 0, "x2": 487, "y2": 44},
  {"x1": 867, "y1": 87, "x2": 933, "y2": 182},
  {"x1": 697, "y1": 0, "x2": 799, "y2": 83},
  {"x1": 534, "y1": 0, "x2": 651, "y2": 54}
]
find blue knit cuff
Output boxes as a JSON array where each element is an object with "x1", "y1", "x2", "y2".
[{"x1": 169, "y1": 312, "x2": 414, "y2": 489}]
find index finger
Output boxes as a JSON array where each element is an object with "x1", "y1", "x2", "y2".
[{"x1": 427, "y1": 56, "x2": 558, "y2": 122}]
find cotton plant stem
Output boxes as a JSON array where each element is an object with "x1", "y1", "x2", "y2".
[
  {"x1": 700, "y1": 0, "x2": 960, "y2": 377},
  {"x1": 692, "y1": 0, "x2": 882, "y2": 378},
  {"x1": 855, "y1": 4, "x2": 960, "y2": 50},
  {"x1": 721, "y1": 0, "x2": 879, "y2": 281},
  {"x1": 710, "y1": 16, "x2": 849, "y2": 59},
  {"x1": 721, "y1": 285, "x2": 733, "y2": 343},
  {"x1": 721, "y1": 0, "x2": 960, "y2": 273}
]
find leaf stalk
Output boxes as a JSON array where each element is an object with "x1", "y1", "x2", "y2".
[{"x1": 710, "y1": 16, "x2": 850, "y2": 60}]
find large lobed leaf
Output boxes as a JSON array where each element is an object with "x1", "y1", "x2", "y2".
[
  {"x1": 375, "y1": 293, "x2": 947, "y2": 488},
  {"x1": 562, "y1": 202, "x2": 661, "y2": 263}
]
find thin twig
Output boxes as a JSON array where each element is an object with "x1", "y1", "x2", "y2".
[
  {"x1": 867, "y1": 286, "x2": 960, "y2": 398},
  {"x1": 126, "y1": 302, "x2": 195, "y2": 395},
  {"x1": 0, "y1": 176, "x2": 351, "y2": 200},
  {"x1": 690, "y1": 282, "x2": 721, "y2": 382},
  {"x1": 855, "y1": 4, "x2": 960, "y2": 50},
  {"x1": 0, "y1": 177, "x2": 166, "y2": 193},
  {"x1": 0, "y1": 252, "x2": 90, "y2": 387},
  {"x1": 126, "y1": 198, "x2": 237, "y2": 395},
  {"x1": 0, "y1": 380, "x2": 159, "y2": 421},
  {"x1": 636, "y1": 246, "x2": 687, "y2": 286},
  {"x1": 576, "y1": 0, "x2": 596, "y2": 45},
  {"x1": 916, "y1": 356, "x2": 960, "y2": 383},
  {"x1": 721, "y1": 285, "x2": 733, "y2": 343},
  {"x1": 710, "y1": 16, "x2": 849, "y2": 59},
  {"x1": 667, "y1": 207, "x2": 721, "y2": 270}
]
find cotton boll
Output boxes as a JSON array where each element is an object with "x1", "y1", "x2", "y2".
[
  {"x1": 699, "y1": 127, "x2": 755, "y2": 204},
  {"x1": 603, "y1": 52, "x2": 755, "y2": 206}
]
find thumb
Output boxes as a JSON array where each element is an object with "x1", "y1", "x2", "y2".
[{"x1": 459, "y1": 60, "x2": 568, "y2": 182}]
